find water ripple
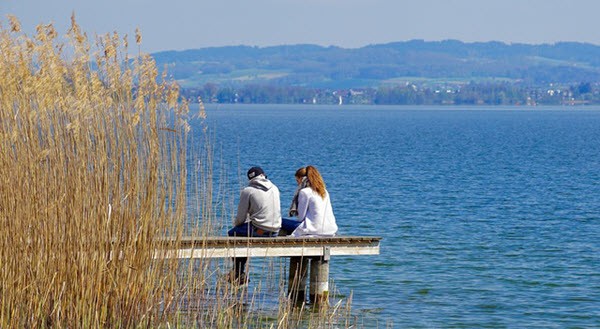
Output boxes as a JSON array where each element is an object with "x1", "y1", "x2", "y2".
[{"x1": 200, "y1": 106, "x2": 600, "y2": 328}]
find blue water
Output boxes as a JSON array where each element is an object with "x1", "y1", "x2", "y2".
[{"x1": 193, "y1": 105, "x2": 600, "y2": 328}]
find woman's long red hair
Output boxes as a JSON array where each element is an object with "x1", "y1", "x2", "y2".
[{"x1": 306, "y1": 165, "x2": 326, "y2": 198}]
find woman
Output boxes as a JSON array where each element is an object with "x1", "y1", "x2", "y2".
[{"x1": 282, "y1": 165, "x2": 338, "y2": 237}]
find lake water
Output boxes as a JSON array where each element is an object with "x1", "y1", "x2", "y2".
[{"x1": 193, "y1": 104, "x2": 599, "y2": 328}]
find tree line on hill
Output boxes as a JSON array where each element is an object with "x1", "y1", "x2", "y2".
[
  {"x1": 152, "y1": 40, "x2": 600, "y2": 105},
  {"x1": 181, "y1": 81, "x2": 598, "y2": 106}
]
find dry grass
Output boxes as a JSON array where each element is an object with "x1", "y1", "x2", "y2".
[
  {"x1": 0, "y1": 14, "x2": 188, "y2": 328},
  {"x1": 0, "y1": 15, "x2": 357, "y2": 328}
]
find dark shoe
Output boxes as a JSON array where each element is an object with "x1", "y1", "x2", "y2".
[{"x1": 226, "y1": 270, "x2": 249, "y2": 286}]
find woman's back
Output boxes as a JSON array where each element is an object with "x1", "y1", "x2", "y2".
[{"x1": 292, "y1": 187, "x2": 337, "y2": 236}]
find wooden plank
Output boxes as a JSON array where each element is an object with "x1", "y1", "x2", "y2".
[
  {"x1": 155, "y1": 236, "x2": 381, "y2": 259},
  {"x1": 171, "y1": 236, "x2": 382, "y2": 248}
]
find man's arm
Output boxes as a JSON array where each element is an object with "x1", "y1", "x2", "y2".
[{"x1": 233, "y1": 189, "x2": 249, "y2": 226}]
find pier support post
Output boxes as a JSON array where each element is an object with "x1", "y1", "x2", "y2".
[
  {"x1": 288, "y1": 256, "x2": 308, "y2": 304},
  {"x1": 309, "y1": 253, "x2": 330, "y2": 306}
]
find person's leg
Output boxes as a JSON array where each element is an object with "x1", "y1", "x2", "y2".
[
  {"x1": 228, "y1": 223, "x2": 250, "y2": 282},
  {"x1": 227, "y1": 223, "x2": 278, "y2": 283},
  {"x1": 233, "y1": 257, "x2": 247, "y2": 282},
  {"x1": 228, "y1": 222, "x2": 251, "y2": 237},
  {"x1": 280, "y1": 218, "x2": 301, "y2": 236}
]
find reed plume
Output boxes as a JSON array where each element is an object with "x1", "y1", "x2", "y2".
[
  {"x1": 0, "y1": 15, "x2": 357, "y2": 328},
  {"x1": 0, "y1": 15, "x2": 188, "y2": 327}
]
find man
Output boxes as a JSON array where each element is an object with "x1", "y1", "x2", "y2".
[{"x1": 228, "y1": 166, "x2": 282, "y2": 283}]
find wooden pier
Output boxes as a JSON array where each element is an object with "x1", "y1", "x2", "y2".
[{"x1": 157, "y1": 236, "x2": 381, "y2": 304}]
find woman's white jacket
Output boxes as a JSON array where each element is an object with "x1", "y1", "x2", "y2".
[{"x1": 291, "y1": 187, "x2": 338, "y2": 236}]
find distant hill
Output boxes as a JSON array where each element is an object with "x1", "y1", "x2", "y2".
[{"x1": 151, "y1": 40, "x2": 600, "y2": 90}]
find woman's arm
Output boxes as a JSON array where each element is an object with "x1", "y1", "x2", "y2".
[{"x1": 296, "y1": 188, "x2": 310, "y2": 221}]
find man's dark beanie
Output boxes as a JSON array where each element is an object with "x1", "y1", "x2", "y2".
[{"x1": 247, "y1": 167, "x2": 265, "y2": 180}]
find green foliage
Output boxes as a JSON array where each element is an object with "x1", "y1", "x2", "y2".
[
  {"x1": 181, "y1": 81, "x2": 600, "y2": 106},
  {"x1": 153, "y1": 40, "x2": 600, "y2": 105},
  {"x1": 152, "y1": 40, "x2": 600, "y2": 91}
]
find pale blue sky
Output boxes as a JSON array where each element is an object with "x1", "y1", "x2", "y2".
[{"x1": 3, "y1": 0, "x2": 600, "y2": 53}]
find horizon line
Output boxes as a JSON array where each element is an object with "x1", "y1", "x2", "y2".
[{"x1": 151, "y1": 39, "x2": 600, "y2": 54}]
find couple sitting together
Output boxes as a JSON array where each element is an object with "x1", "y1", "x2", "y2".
[
  {"x1": 227, "y1": 165, "x2": 338, "y2": 283},
  {"x1": 228, "y1": 165, "x2": 338, "y2": 238}
]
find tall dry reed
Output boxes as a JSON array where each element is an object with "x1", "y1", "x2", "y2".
[
  {"x1": 0, "y1": 15, "x2": 188, "y2": 327},
  {"x1": 0, "y1": 15, "x2": 358, "y2": 328}
]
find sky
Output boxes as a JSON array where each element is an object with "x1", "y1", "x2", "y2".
[{"x1": 3, "y1": 0, "x2": 600, "y2": 54}]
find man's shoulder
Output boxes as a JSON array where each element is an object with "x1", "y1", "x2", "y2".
[
  {"x1": 242, "y1": 184, "x2": 274, "y2": 194},
  {"x1": 271, "y1": 182, "x2": 280, "y2": 192}
]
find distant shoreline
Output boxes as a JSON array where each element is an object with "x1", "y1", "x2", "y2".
[
  {"x1": 157, "y1": 41, "x2": 600, "y2": 107},
  {"x1": 197, "y1": 103, "x2": 600, "y2": 110},
  {"x1": 192, "y1": 101, "x2": 600, "y2": 107}
]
